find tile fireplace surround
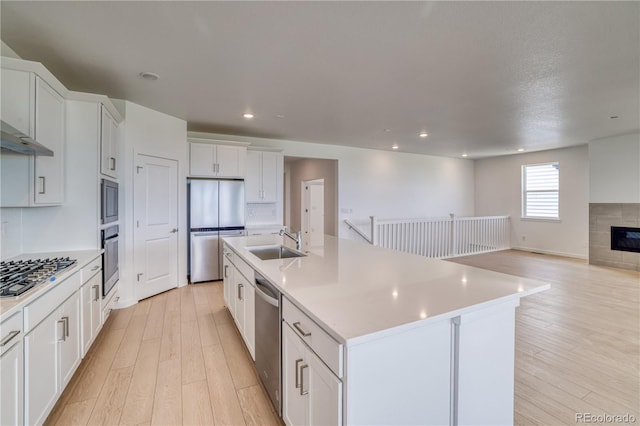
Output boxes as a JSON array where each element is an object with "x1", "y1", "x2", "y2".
[{"x1": 589, "y1": 203, "x2": 640, "y2": 271}]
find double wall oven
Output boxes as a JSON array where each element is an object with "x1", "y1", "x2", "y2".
[{"x1": 101, "y1": 179, "x2": 119, "y2": 297}]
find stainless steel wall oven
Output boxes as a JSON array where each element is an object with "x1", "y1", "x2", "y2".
[
  {"x1": 101, "y1": 179, "x2": 119, "y2": 224},
  {"x1": 102, "y1": 225, "x2": 119, "y2": 297}
]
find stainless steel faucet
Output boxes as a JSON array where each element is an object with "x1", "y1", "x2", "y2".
[{"x1": 280, "y1": 229, "x2": 302, "y2": 250}]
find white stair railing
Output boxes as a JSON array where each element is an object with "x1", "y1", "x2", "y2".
[{"x1": 345, "y1": 215, "x2": 510, "y2": 258}]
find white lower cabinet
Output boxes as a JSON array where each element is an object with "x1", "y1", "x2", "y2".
[
  {"x1": 25, "y1": 290, "x2": 81, "y2": 425},
  {"x1": 0, "y1": 313, "x2": 23, "y2": 426},
  {"x1": 233, "y1": 271, "x2": 256, "y2": 360},
  {"x1": 282, "y1": 322, "x2": 342, "y2": 426},
  {"x1": 81, "y1": 265, "x2": 103, "y2": 355},
  {"x1": 223, "y1": 250, "x2": 235, "y2": 315}
]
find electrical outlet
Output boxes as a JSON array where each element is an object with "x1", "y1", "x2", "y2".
[{"x1": 1, "y1": 221, "x2": 7, "y2": 238}]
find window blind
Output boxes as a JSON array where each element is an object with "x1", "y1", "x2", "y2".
[{"x1": 522, "y1": 163, "x2": 559, "y2": 218}]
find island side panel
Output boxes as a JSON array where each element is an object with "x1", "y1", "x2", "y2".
[
  {"x1": 453, "y1": 300, "x2": 518, "y2": 426},
  {"x1": 344, "y1": 318, "x2": 452, "y2": 425}
]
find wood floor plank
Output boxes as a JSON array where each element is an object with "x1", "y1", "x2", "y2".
[
  {"x1": 197, "y1": 311, "x2": 221, "y2": 347},
  {"x1": 119, "y1": 338, "x2": 161, "y2": 425},
  {"x1": 217, "y1": 322, "x2": 258, "y2": 390},
  {"x1": 86, "y1": 366, "x2": 134, "y2": 425},
  {"x1": 182, "y1": 380, "x2": 215, "y2": 426},
  {"x1": 181, "y1": 320, "x2": 206, "y2": 384},
  {"x1": 151, "y1": 358, "x2": 182, "y2": 425},
  {"x1": 237, "y1": 384, "x2": 281, "y2": 426},
  {"x1": 52, "y1": 398, "x2": 96, "y2": 426},
  {"x1": 67, "y1": 326, "x2": 126, "y2": 403},
  {"x1": 202, "y1": 343, "x2": 246, "y2": 426},
  {"x1": 159, "y1": 310, "x2": 181, "y2": 362},
  {"x1": 143, "y1": 292, "x2": 167, "y2": 341},
  {"x1": 111, "y1": 313, "x2": 147, "y2": 370}
]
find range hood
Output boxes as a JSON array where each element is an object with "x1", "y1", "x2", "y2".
[{"x1": 1, "y1": 120, "x2": 53, "y2": 156}]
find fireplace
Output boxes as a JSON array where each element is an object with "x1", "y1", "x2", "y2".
[
  {"x1": 589, "y1": 203, "x2": 640, "y2": 271},
  {"x1": 611, "y1": 226, "x2": 640, "y2": 253}
]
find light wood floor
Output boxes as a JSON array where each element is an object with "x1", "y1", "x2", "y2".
[
  {"x1": 45, "y1": 250, "x2": 639, "y2": 425},
  {"x1": 448, "y1": 250, "x2": 639, "y2": 425},
  {"x1": 45, "y1": 282, "x2": 281, "y2": 426}
]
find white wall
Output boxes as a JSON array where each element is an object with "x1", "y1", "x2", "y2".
[
  {"x1": 589, "y1": 133, "x2": 640, "y2": 203},
  {"x1": 0, "y1": 208, "x2": 23, "y2": 259},
  {"x1": 200, "y1": 133, "x2": 476, "y2": 241},
  {"x1": 117, "y1": 101, "x2": 188, "y2": 307},
  {"x1": 475, "y1": 145, "x2": 589, "y2": 258}
]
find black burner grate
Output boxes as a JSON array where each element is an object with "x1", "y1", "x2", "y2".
[{"x1": 0, "y1": 257, "x2": 77, "y2": 297}]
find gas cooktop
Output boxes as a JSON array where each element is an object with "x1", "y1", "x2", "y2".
[{"x1": 0, "y1": 257, "x2": 77, "y2": 297}]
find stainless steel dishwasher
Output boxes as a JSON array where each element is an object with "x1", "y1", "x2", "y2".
[{"x1": 254, "y1": 272, "x2": 281, "y2": 415}]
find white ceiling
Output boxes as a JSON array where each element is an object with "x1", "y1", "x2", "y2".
[{"x1": 1, "y1": 1, "x2": 638, "y2": 158}]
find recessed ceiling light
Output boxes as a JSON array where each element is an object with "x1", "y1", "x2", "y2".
[
  {"x1": 517, "y1": 148, "x2": 525, "y2": 152},
  {"x1": 462, "y1": 153, "x2": 468, "y2": 158},
  {"x1": 384, "y1": 128, "x2": 391, "y2": 133},
  {"x1": 610, "y1": 115, "x2": 619, "y2": 119},
  {"x1": 419, "y1": 132, "x2": 428, "y2": 138},
  {"x1": 139, "y1": 71, "x2": 160, "y2": 81},
  {"x1": 243, "y1": 113, "x2": 254, "y2": 119},
  {"x1": 276, "y1": 114, "x2": 285, "y2": 119},
  {"x1": 392, "y1": 144, "x2": 399, "y2": 150}
]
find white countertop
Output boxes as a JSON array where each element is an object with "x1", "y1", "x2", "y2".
[
  {"x1": 224, "y1": 235, "x2": 550, "y2": 346},
  {"x1": 0, "y1": 249, "x2": 103, "y2": 320}
]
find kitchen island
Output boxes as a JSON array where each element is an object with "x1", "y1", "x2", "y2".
[{"x1": 223, "y1": 234, "x2": 550, "y2": 425}]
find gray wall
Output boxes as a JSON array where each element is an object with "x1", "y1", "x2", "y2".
[{"x1": 286, "y1": 158, "x2": 338, "y2": 236}]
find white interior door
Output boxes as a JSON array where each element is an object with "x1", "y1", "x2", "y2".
[
  {"x1": 134, "y1": 154, "x2": 179, "y2": 300},
  {"x1": 302, "y1": 179, "x2": 324, "y2": 249}
]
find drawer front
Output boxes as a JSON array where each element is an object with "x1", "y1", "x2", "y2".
[
  {"x1": 23, "y1": 271, "x2": 81, "y2": 333},
  {"x1": 233, "y1": 254, "x2": 255, "y2": 284},
  {"x1": 282, "y1": 296, "x2": 343, "y2": 378},
  {"x1": 81, "y1": 256, "x2": 102, "y2": 283},
  {"x1": 0, "y1": 311, "x2": 23, "y2": 355}
]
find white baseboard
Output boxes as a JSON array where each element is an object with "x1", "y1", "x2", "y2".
[{"x1": 511, "y1": 246, "x2": 588, "y2": 260}]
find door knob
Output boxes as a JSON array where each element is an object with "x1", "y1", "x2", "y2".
[{"x1": 170, "y1": 228, "x2": 178, "y2": 233}]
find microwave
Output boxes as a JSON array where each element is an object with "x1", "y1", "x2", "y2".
[{"x1": 101, "y1": 179, "x2": 119, "y2": 224}]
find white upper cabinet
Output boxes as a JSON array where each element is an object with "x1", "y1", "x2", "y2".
[
  {"x1": 246, "y1": 150, "x2": 282, "y2": 203},
  {"x1": 100, "y1": 105, "x2": 119, "y2": 179},
  {"x1": 1, "y1": 69, "x2": 65, "y2": 206},
  {"x1": 189, "y1": 142, "x2": 246, "y2": 178},
  {"x1": 34, "y1": 76, "x2": 65, "y2": 205}
]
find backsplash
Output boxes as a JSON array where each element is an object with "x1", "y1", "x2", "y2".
[
  {"x1": 589, "y1": 203, "x2": 640, "y2": 271},
  {"x1": 0, "y1": 207, "x2": 23, "y2": 260},
  {"x1": 246, "y1": 203, "x2": 279, "y2": 225}
]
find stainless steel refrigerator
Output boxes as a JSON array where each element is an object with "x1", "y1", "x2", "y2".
[{"x1": 188, "y1": 178, "x2": 245, "y2": 282}]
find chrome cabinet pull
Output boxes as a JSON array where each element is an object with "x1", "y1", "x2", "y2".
[
  {"x1": 170, "y1": 228, "x2": 178, "y2": 233},
  {"x1": 110, "y1": 157, "x2": 116, "y2": 171},
  {"x1": 62, "y1": 316, "x2": 69, "y2": 337},
  {"x1": 93, "y1": 285, "x2": 100, "y2": 302},
  {"x1": 91, "y1": 265, "x2": 100, "y2": 271},
  {"x1": 293, "y1": 321, "x2": 311, "y2": 337},
  {"x1": 224, "y1": 265, "x2": 228, "y2": 278},
  {"x1": 295, "y1": 358, "x2": 303, "y2": 388},
  {"x1": 299, "y1": 364, "x2": 309, "y2": 396},
  {"x1": 238, "y1": 283, "x2": 244, "y2": 300},
  {"x1": 0, "y1": 330, "x2": 20, "y2": 347},
  {"x1": 57, "y1": 319, "x2": 66, "y2": 342},
  {"x1": 38, "y1": 176, "x2": 46, "y2": 194}
]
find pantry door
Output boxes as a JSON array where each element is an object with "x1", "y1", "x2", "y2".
[{"x1": 134, "y1": 154, "x2": 179, "y2": 300}]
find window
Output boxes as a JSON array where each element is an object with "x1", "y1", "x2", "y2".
[{"x1": 522, "y1": 162, "x2": 559, "y2": 219}]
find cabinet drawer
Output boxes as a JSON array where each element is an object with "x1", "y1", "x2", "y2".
[
  {"x1": 233, "y1": 254, "x2": 254, "y2": 284},
  {"x1": 81, "y1": 256, "x2": 102, "y2": 283},
  {"x1": 0, "y1": 312, "x2": 23, "y2": 355},
  {"x1": 24, "y1": 271, "x2": 81, "y2": 333},
  {"x1": 282, "y1": 296, "x2": 343, "y2": 378}
]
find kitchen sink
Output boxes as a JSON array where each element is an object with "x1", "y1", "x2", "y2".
[{"x1": 247, "y1": 245, "x2": 306, "y2": 261}]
